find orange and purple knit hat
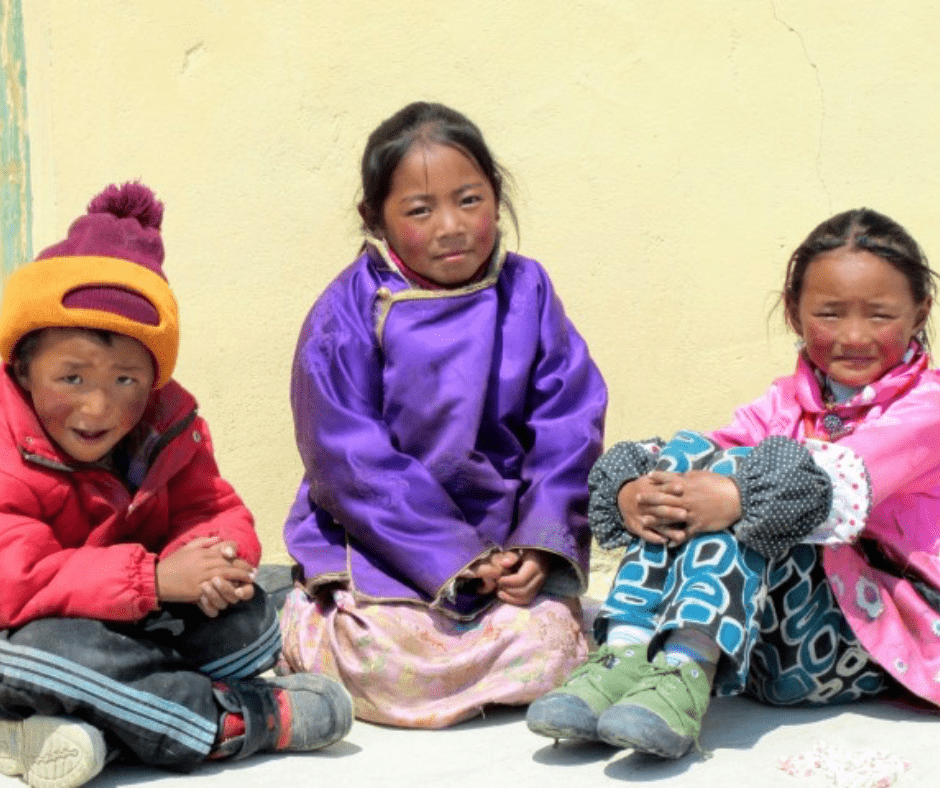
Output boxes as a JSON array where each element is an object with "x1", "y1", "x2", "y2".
[{"x1": 0, "y1": 182, "x2": 179, "y2": 387}]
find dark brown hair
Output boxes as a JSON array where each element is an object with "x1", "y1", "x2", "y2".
[
  {"x1": 783, "y1": 208, "x2": 935, "y2": 341},
  {"x1": 358, "y1": 101, "x2": 517, "y2": 237}
]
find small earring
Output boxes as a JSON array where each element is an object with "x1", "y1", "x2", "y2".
[{"x1": 793, "y1": 339, "x2": 806, "y2": 351}]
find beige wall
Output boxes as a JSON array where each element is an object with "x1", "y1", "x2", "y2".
[{"x1": 21, "y1": 1, "x2": 940, "y2": 561}]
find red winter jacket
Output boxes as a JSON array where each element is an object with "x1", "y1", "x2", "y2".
[{"x1": 0, "y1": 368, "x2": 261, "y2": 629}]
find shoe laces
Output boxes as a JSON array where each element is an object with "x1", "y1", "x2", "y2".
[
  {"x1": 634, "y1": 661, "x2": 706, "y2": 706},
  {"x1": 570, "y1": 646, "x2": 638, "y2": 682}
]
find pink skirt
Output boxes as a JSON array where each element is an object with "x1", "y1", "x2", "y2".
[{"x1": 277, "y1": 587, "x2": 589, "y2": 728}]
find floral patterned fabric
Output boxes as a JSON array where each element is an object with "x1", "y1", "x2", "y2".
[
  {"x1": 277, "y1": 587, "x2": 588, "y2": 728},
  {"x1": 591, "y1": 343, "x2": 940, "y2": 707}
]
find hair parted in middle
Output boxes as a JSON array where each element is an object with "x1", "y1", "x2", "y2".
[
  {"x1": 357, "y1": 101, "x2": 517, "y2": 237},
  {"x1": 782, "y1": 207, "x2": 937, "y2": 343}
]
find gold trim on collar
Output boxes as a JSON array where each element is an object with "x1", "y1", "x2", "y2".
[{"x1": 365, "y1": 236, "x2": 507, "y2": 344}]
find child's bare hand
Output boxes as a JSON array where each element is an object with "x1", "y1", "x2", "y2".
[
  {"x1": 156, "y1": 536, "x2": 255, "y2": 611},
  {"x1": 618, "y1": 475, "x2": 687, "y2": 545},
  {"x1": 495, "y1": 550, "x2": 549, "y2": 606},
  {"x1": 637, "y1": 470, "x2": 742, "y2": 546},
  {"x1": 197, "y1": 574, "x2": 255, "y2": 618},
  {"x1": 463, "y1": 551, "x2": 517, "y2": 594}
]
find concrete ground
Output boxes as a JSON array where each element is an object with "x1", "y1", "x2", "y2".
[
  {"x1": 9, "y1": 696, "x2": 932, "y2": 788},
  {"x1": 2, "y1": 564, "x2": 936, "y2": 787}
]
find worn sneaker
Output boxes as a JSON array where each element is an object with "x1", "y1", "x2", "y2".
[
  {"x1": 526, "y1": 644, "x2": 652, "y2": 741},
  {"x1": 0, "y1": 716, "x2": 106, "y2": 788},
  {"x1": 596, "y1": 653, "x2": 711, "y2": 758},
  {"x1": 265, "y1": 673, "x2": 353, "y2": 752},
  {"x1": 213, "y1": 673, "x2": 353, "y2": 759}
]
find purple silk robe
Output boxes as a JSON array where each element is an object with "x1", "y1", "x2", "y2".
[{"x1": 285, "y1": 242, "x2": 607, "y2": 617}]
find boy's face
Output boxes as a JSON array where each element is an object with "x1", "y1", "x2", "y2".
[{"x1": 16, "y1": 328, "x2": 155, "y2": 463}]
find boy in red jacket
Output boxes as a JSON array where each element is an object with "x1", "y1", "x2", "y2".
[{"x1": 0, "y1": 183, "x2": 351, "y2": 788}]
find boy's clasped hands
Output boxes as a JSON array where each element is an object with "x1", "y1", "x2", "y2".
[
  {"x1": 155, "y1": 536, "x2": 256, "y2": 617},
  {"x1": 618, "y1": 470, "x2": 743, "y2": 547}
]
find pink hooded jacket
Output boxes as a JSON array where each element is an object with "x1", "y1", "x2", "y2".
[{"x1": 712, "y1": 344, "x2": 940, "y2": 704}]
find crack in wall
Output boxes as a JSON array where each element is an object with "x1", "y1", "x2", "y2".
[
  {"x1": 181, "y1": 41, "x2": 205, "y2": 76},
  {"x1": 770, "y1": 0, "x2": 831, "y2": 211}
]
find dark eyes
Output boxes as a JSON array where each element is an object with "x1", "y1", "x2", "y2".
[
  {"x1": 404, "y1": 193, "x2": 483, "y2": 218},
  {"x1": 814, "y1": 312, "x2": 897, "y2": 320},
  {"x1": 56, "y1": 375, "x2": 139, "y2": 386}
]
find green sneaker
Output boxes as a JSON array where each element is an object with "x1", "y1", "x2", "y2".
[
  {"x1": 525, "y1": 644, "x2": 651, "y2": 741},
  {"x1": 596, "y1": 653, "x2": 712, "y2": 758}
]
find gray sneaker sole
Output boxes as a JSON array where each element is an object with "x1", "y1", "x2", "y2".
[
  {"x1": 596, "y1": 704, "x2": 693, "y2": 759},
  {"x1": 525, "y1": 695, "x2": 599, "y2": 742}
]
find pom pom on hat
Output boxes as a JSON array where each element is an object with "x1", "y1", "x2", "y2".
[
  {"x1": 0, "y1": 181, "x2": 180, "y2": 387},
  {"x1": 87, "y1": 182, "x2": 164, "y2": 229},
  {"x1": 37, "y1": 181, "x2": 167, "y2": 280}
]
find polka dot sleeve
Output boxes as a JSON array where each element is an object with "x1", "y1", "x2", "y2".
[
  {"x1": 731, "y1": 435, "x2": 833, "y2": 558},
  {"x1": 587, "y1": 432, "x2": 855, "y2": 557},
  {"x1": 797, "y1": 439, "x2": 870, "y2": 545},
  {"x1": 588, "y1": 439, "x2": 662, "y2": 549}
]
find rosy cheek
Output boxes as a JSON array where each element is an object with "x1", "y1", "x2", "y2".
[
  {"x1": 41, "y1": 393, "x2": 74, "y2": 417},
  {"x1": 130, "y1": 395, "x2": 150, "y2": 424},
  {"x1": 33, "y1": 394, "x2": 73, "y2": 430},
  {"x1": 400, "y1": 226, "x2": 427, "y2": 250},
  {"x1": 876, "y1": 326, "x2": 913, "y2": 356},
  {"x1": 474, "y1": 213, "x2": 498, "y2": 253},
  {"x1": 389, "y1": 226, "x2": 428, "y2": 264},
  {"x1": 803, "y1": 323, "x2": 835, "y2": 351}
]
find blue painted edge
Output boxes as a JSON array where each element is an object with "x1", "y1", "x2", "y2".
[{"x1": 2, "y1": 0, "x2": 32, "y2": 278}]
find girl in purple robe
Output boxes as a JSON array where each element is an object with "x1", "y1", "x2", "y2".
[{"x1": 277, "y1": 102, "x2": 608, "y2": 728}]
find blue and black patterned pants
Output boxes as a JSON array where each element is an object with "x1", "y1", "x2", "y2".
[
  {"x1": 597, "y1": 436, "x2": 887, "y2": 705},
  {"x1": 599, "y1": 535, "x2": 886, "y2": 703}
]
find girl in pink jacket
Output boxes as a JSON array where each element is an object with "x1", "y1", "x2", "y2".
[{"x1": 527, "y1": 208, "x2": 940, "y2": 760}]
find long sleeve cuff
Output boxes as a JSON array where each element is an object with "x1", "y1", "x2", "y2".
[
  {"x1": 731, "y1": 436, "x2": 833, "y2": 558},
  {"x1": 588, "y1": 439, "x2": 661, "y2": 549},
  {"x1": 796, "y1": 439, "x2": 870, "y2": 545}
]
